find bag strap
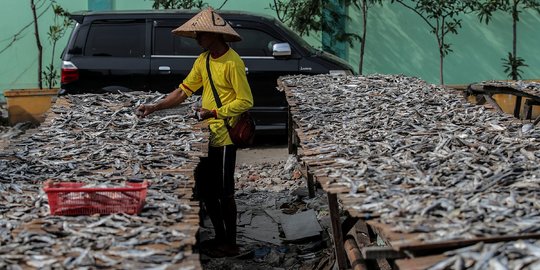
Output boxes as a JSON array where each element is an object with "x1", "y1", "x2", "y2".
[
  {"x1": 206, "y1": 53, "x2": 223, "y2": 108},
  {"x1": 206, "y1": 53, "x2": 232, "y2": 129}
]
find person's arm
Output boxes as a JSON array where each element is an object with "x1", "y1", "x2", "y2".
[
  {"x1": 137, "y1": 88, "x2": 188, "y2": 117},
  {"x1": 138, "y1": 55, "x2": 205, "y2": 118}
]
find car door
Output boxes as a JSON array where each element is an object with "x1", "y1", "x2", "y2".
[
  {"x1": 227, "y1": 21, "x2": 301, "y2": 133},
  {"x1": 74, "y1": 19, "x2": 150, "y2": 92},
  {"x1": 149, "y1": 19, "x2": 204, "y2": 93}
]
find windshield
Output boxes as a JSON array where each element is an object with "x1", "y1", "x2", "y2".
[{"x1": 273, "y1": 19, "x2": 317, "y2": 55}]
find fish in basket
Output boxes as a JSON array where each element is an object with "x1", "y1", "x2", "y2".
[{"x1": 43, "y1": 179, "x2": 148, "y2": 216}]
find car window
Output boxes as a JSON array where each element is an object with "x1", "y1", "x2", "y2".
[
  {"x1": 84, "y1": 21, "x2": 145, "y2": 57},
  {"x1": 231, "y1": 28, "x2": 283, "y2": 56},
  {"x1": 153, "y1": 27, "x2": 202, "y2": 56}
]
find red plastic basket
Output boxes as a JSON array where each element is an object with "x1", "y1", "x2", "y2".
[{"x1": 44, "y1": 180, "x2": 148, "y2": 216}]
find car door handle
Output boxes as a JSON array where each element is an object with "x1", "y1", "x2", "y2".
[{"x1": 159, "y1": 66, "x2": 171, "y2": 74}]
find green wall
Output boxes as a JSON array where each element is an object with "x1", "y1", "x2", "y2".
[
  {"x1": 0, "y1": 0, "x2": 85, "y2": 100},
  {"x1": 1, "y1": 0, "x2": 538, "y2": 101},
  {"x1": 89, "y1": 0, "x2": 113, "y2": 10},
  {"x1": 349, "y1": 3, "x2": 540, "y2": 85}
]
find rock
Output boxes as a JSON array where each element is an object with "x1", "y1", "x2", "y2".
[
  {"x1": 281, "y1": 210, "x2": 322, "y2": 242},
  {"x1": 248, "y1": 174, "x2": 259, "y2": 181},
  {"x1": 292, "y1": 187, "x2": 309, "y2": 198},
  {"x1": 265, "y1": 249, "x2": 282, "y2": 266},
  {"x1": 292, "y1": 169, "x2": 302, "y2": 179},
  {"x1": 283, "y1": 257, "x2": 297, "y2": 268}
]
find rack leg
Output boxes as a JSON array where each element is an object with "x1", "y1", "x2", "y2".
[
  {"x1": 287, "y1": 106, "x2": 297, "y2": 155},
  {"x1": 514, "y1": 96, "x2": 523, "y2": 118},
  {"x1": 306, "y1": 171, "x2": 315, "y2": 198},
  {"x1": 328, "y1": 192, "x2": 348, "y2": 269}
]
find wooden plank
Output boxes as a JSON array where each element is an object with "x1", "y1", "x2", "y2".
[
  {"x1": 325, "y1": 185, "x2": 351, "y2": 194},
  {"x1": 348, "y1": 219, "x2": 371, "y2": 246},
  {"x1": 344, "y1": 208, "x2": 381, "y2": 221},
  {"x1": 305, "y1": 159, "x2": 335, "y2": 167},
  {"x1": 367, "y1": 220, "x2": 540, "y2": 253},
  {"x1": 468, "y1": 84, "x2": 538, "y2": 99},
  {"x1": 394, "y1": 232, "x2": 540, "y2": 252},
  {"x1": 361, "y1": 246, "x2": 405, "y2": 259},
  {"x1": 344, "y1": 238, "x2": 368, "y2": 270},
  {"x1": 394, "y1": 254, "x2": 447, "y2": 270},
  {"x1": 483, "y1": 95, "x2": 504, "y2": 114},
  {"x1": 366, "y1": 221, "x2": 417, "y2": 248}
]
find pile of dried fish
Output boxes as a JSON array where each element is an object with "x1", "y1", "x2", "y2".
[
  {"x1": 1, "y1": 92, "x2": 205, "y2": 183},
  {"x1": 0, "y1": 92, "x2": 206, "y2": 269},
  {"x1": 0, "y1": 122, "x2": 35, "y2": 150},
  {"x1": 280, "y1": 74, "x2": 540, "y2": 243},
  {"x1": 428, "y1": 240, "x2": 540, "y2": 270},
  {"x1": 0, "y1": 122, "x2": 34, "y2": 140},
  {"x1": 0, "y1": 173, "x2": 196, "y2": 269}
]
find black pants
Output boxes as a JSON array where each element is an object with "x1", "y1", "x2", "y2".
[
  {"x1": 196, "y1": 145, "x2": 237, "y2": 200},
  {"x1": 195, "y1": 145, "x2": 238, "y2": 244}
]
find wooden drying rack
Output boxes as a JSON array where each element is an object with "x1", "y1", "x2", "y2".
[
  {"x1": 280, "y1": 77, "x2": 540, "y2": 270},
  {"x1": 1, "y1": 96, "x2": 207, "y2": 270}
]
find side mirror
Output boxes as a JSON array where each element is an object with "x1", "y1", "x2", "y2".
[{"x1": 272, "y1": 42, "x2": 291, "y2": 57}]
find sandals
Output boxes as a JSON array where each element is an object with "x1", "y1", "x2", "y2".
[
  {"x1": 199, "y1": 238, "x2": 223, "y2": 249},
  {"x1": 217, "y1": 243, "x2": 240, "y2": 257},
  {"x1": 199, "y1": 239, "x2": 240, "y2": 258}
]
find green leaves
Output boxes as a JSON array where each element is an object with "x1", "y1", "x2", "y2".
[
  {"x1": 502, "y1": 52, "x2": 528, "y2": 80},
  {"x1": 150, "y1": 0, "x2": 208, "y2": 9},
  {"x1": 475, "y1": 0, "x2": 539, "y2": 80},
  {"x1": 392, "y1": 0, "x2": 476, "y2": 84},
  {"x1": 441, "y1": 43, "x2": 453, "y2": 57},
  {"x1": 42, "y1": 64, "x2": 58, "y2": 89},
  {"x1": 43, "y1": 2, "x2": 71, "y2": 89},
  {"x1": 475, "y1": 0, "x2": 540, "y2": 24}
]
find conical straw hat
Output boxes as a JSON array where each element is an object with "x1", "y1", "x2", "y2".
[{"x1": 172, "y1": 7, "x2": 242, "y2": 42}]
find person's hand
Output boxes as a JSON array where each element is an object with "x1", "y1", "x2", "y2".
[
  {"x1": 197, "y1": 108, "x2": 217, "y2": 120},
  {"x1": 136, "y1": 104, "x2": 157, "y2": 118}
]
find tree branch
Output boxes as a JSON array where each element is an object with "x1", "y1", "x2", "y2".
[
  {"x1": 217, "y1": 0, "x2": 228, "y2": 10},
  {"x1": 394, "y1": 0, "x2": 435, "y2": 30},
  {"x1": 0, "y1": 1, "x2": 51, "y2": 55}
]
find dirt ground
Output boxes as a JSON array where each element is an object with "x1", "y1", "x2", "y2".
[
  {"x1": 236, "y1": 145, "x2": 289, "y2": 165},
  {"x1": 199, "y1": 144, "x2": 338, "y2": 270}
]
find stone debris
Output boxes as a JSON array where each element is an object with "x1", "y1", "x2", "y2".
[
  {"x1": 201, "y1": 157, "x2": 336, "y2": 270},
  {"x1": 281, "y1": 209, "x2": 322, "y2": 242}
]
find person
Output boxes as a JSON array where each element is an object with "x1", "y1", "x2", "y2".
[{"x1": 137, "y1": 7, "x2": 253, "y2": 257}]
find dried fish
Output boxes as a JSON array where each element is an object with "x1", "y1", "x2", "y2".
[
  {"x1": 427, "y1": 240, "x2": 540, "y2": 270},
  {"x1": 281, "y1": 74, "x2": 540, "y2": 247},
  {"x1": 0, "y1": 92, "x2": 206, "y2": 269}
]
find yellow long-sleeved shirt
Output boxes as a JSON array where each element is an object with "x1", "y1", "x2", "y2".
[{"x1": 179, "y1": 48, "x2": 254, "y2": 147}]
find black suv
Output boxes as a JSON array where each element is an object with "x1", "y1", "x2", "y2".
[{"x1": 60, "y1": 10, "x2": 353, "y2": 135}]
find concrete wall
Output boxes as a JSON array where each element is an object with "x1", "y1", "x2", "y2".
[
  {"x1": 0, "y1": 0, "x2": 538, "y2": 100},
  {"x1": 0, "y1": 0, "x2": 86, "y2": 99},
  {"x1": 348, "y1": 3, "x2": 540, "y2": 85}
]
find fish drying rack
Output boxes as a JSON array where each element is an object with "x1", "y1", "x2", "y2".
[{"x1": 44, "y1": 179, "x2": 148, "y2": 216}]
